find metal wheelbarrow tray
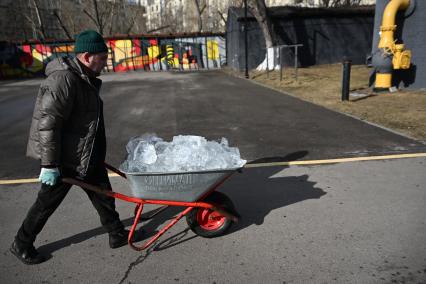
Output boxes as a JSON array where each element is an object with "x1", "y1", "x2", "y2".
[
  {"x1": 63, "y1": 163, "x2": 242, "y2": 251},
  {"x1": 122, "y1": 168, "x2": 240, "y2": 202}
]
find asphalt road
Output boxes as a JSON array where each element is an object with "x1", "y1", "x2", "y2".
[
  {"x1": 0, "y1": 71, "x2": 425, "y2": 283},
  {"x1": 1, "y1": 158, "x2": 425, "y2": 283},
  {"x1": 0, "y1": 71, "x2": 425, "y2": 179}
]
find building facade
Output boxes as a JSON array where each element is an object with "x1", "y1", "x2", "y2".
[{"x1": 139, "y1": 0, "x2": 166, "y2": 32}]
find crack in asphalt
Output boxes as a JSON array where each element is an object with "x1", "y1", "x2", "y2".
[
  {"x1": 117, "y1": 229, "x2": 194, "y2": 283},
  {"x1": 118, "y1": 246, "x2": 155, "y2": 284}
]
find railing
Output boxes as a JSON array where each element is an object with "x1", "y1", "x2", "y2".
[{"x1": 261, "y1": 44, "x2": 303, "y2": 81}]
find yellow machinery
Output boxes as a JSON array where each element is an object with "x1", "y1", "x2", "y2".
[{"x1": 375, "y1": 0, "x2": 412, "y2": 89}]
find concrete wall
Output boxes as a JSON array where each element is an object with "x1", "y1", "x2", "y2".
[
  {"x1": 372, "y1": 0, "x2": 426, "y2": 89},
  {"x1": 227, "y1": 7, "x2": 375, "y2": 71},
  {"x1": 0, "y1": 35, "x2": 226, "y2": 79}
]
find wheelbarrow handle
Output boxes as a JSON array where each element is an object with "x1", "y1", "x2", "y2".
[
  {"x1": 61, "y1": 177, "x2": 144, "y2": 204},
  {"x1": 62, "y1": 177, "x2": 115, "y2": 197},
  {"x1": 104, "y1": 162, "x2": 126, "y2": 178}
]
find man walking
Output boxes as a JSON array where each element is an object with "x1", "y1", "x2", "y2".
[{"x1": 11, "y1": 30, "x2": 130, "y2": 265}]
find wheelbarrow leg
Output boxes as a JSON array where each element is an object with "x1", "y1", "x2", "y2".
[
  {"x1": 129, "y1": 202, "x2": 144, "y2": 247},
  {"x1": 128, "y1": 206, "x2": 194, "y2": 251}
]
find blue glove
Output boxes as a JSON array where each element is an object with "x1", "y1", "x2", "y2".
[{"x1": 39, "y1": 168, "x2": 60, "y2": 186}]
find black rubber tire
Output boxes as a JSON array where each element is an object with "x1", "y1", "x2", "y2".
[{"x1": 186, "y1": 191, "x2": 236, "y2": 238}]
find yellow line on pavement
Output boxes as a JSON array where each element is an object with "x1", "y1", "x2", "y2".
[
  {"x1": 1, "y1": 153, "x2": 425, "y2": 185},
  {"x1": 244, "y1": 152, "x2": 426, "y2": 168},
  {"x1": 0, "y1": 173, "x2": 120, "y2": 186}
]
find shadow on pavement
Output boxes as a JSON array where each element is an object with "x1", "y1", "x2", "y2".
[
  {"x1": 37, "y1": 206, "x2": 189, "y2": 255},
  {"x1": 222, "y1": 151, "x2": 326, "y2": 232},
  {"x1": 149, "y1": 151, "x2": 327, "y2": 247},
  {"x1": 247, "y1": 150, "x2": 309, "y2": 164},
  {"x1": 226, "y1": 167, "x2": 326, "y2": 231},
  {"x1": 37, "y1": 216, "x2": 144, "y2": 255}
]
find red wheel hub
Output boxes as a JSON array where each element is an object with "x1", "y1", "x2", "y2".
[{"x1": 196, "y1": 208, "x2": 225, "y2": 231}]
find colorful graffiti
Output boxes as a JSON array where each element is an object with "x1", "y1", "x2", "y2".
[{"x1": 0, "y1": 36, "x2": 226, "y2": 79}]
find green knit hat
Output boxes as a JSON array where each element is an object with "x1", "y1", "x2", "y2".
[{"x1": 74, "y1": 30, "x2": 108, "y2": 54}]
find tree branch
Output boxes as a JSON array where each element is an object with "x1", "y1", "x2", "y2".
[
  {"x1": 108, "y1": 1, "x2": 116, "y2": 35},
  {"x1": 147, "y1": 25, "x2": 170, "y2": 34},
  {"x1": 217, "y1": 10, "x2": 226, "y2": 25},
  {"x1": 92, "y1": 0, "x2": 103, "y2": 34},
  {"x1": 53, "y1": 10, "x2": 72, "y2": 40},
  {"x1": 125, "y1": 16, "x2": 137, "y2": 34},
  {"x1": 83, "y1": 9, "x2": 98, "y2": 25},
  {"x1": 192, "y1": 0, "x2": 203, "y2": 32},
  {"x1": 200, "y1": 4, "x2": 206, "y2": 14},
  {"x1": 100, "y1": 1, "x2": 113, "y2": 34},
  {"x1": 31, "y1": 0, "x2": 46, "y2": 39},
  {"x1": 248, "y1": 0, "x2": 275, "y2": 47}
]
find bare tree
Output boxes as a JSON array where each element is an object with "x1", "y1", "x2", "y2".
[
  {"x1": 208, "y1": 0, "x2": 274, "y2": 39},
  {"x1": 53, "y1": 9, "x2": 72, "y2": 39},
  {"x1": 122, "y1": 1, "x2": 147, "y2": 35},
  {"x1": 192, "y1": 0, "x2": 207, "y2": 33},
  {"x1": 59, "y1": 0, "x2": 84, "y2": 37},
  {"x1": 2, "y1": 0, "x2": 148, "y2": 41},
  {"x1": 201, "y1": 1, "x2": 232, "y2": 33},
  {"x1": 31, "y1": 0, "x2": 47, "y2": 39},
  {"x1": 2, "y1": 0, "x2": 33, "y2": 41},
  {"x1": 240, "y1": 0, "x2": 279, "y2": 70},
  {"x1": 161, "y1": 0, "x2": 179, "y2": 34},
  {"x1": 13, "y1": 0, "x2": 47, "y2": 40},
  {"x1": 92, "y1": 0, "x2": 145, "y2": 36},
  {"x1": 248, "y1": 0, "x2": 276, "y2": 48},
  {"x1": 80, "y1": 0, "x2": 114, "y2": 35}
]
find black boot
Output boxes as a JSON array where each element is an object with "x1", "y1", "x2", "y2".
[
  {"x1": 109, "y1": 229, "x2": 130, "y2": 249},
  {"x1": 10, "y1": 240, "x2": 46, "y2": 265}
]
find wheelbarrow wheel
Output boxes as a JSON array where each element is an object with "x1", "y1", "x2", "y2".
[{"x1": 186, "y1": 191, "x2": 236, "y2": 238}]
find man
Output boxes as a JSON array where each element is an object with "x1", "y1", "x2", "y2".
[{"x1": 11, "y1": 30, "x2": 130, "y2": 265}]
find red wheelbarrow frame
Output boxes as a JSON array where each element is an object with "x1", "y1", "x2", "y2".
[{"x1": 62, "y1": 162, "x2": 239, "y2": 251}]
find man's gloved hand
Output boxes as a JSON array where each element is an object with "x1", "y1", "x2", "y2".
[{"x1": 39, "y1": 168, "x2": 60, "y2": 186}]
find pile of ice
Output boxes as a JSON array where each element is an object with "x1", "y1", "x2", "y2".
[{"x1": 120, "y1": 134, "x2": 246, "y2": 173}]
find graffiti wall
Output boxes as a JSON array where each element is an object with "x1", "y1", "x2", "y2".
[{"x1": 0, "y1": 36, "x2": 226, "y2": 79}]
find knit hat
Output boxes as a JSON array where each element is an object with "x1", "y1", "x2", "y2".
[{"x1": 74, "y1": 30, "x2": 108, "y2": 54}]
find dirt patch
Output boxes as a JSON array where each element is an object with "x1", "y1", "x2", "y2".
[{"x1": 223, "y1": 65, "x2": 426, "y2": 142}]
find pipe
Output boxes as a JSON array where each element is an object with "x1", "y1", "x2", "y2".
[
  {"x1": 378, "y1": 0, "x2": 410, "y2": 49},
  {"x1": 374, "y1": 0, "x2": 411, "y2": 90}
]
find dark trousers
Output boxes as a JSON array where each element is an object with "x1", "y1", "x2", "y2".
[{"x1": 15, "y1": 165, "x2": 124, "y2": 247}]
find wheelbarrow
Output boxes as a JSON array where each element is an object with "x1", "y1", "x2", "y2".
[{"x1": 62, "y1": 163, "x2": 242, "y2": 251}]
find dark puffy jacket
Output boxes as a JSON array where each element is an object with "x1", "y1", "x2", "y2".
[{"x1": 26, "y1": 56, "x2": 106, "y2": 177}]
